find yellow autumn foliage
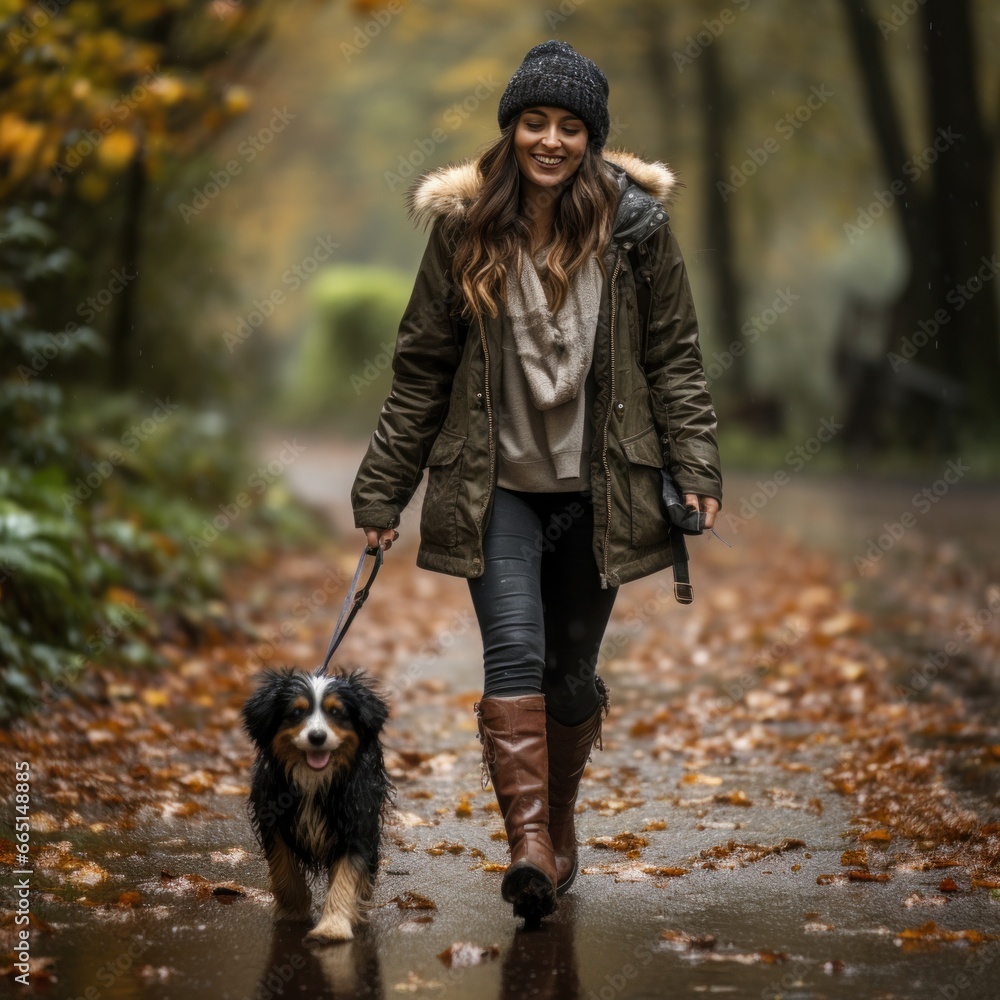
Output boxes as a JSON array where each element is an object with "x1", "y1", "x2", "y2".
[{"x1": 95, "y1": 128, "x2": 137, "y2": 171}]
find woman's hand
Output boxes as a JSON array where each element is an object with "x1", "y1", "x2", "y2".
[
  {"x1": 362, "y1": 526, "x2": 399, "y2": 551},
  {"x1": 683, "y1": 494, "x2": 720, "y2": 531}
]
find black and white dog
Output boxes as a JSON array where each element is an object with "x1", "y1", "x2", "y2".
[{"x1": 241, "y1": 667, "x2": 392, "y2": 942}]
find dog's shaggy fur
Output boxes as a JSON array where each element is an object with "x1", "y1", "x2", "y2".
[{"x1": 241, "y1": 667, "x2": 392, "y2": 943}]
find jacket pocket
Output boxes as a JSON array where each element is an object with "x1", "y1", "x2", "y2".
[
  {"x1": 621, "y1": 425, "x2": 670, "y2": 548},
  {"x1": 419, "y1": 430, "x2": 465, "y2": 549}
]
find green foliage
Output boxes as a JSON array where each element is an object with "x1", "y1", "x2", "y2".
[
  {"x1": 0, "y1": 1, "x2": 343, "y2": 718},
  {"x1": 115, "y1": 170, "x2": 260, "y2": 409},
  {"x1": 0, "y1": 206, "x2": 101, "y2": 463},
  {"x1": 0, "y1": 466, "x2": 94, "y2": 680},
  {"x1": 0, "y1": 205, "x2": 322, "y2": 720},
  {"x1": 277, "y1": 264, "x2": 411, "y2": 433}
]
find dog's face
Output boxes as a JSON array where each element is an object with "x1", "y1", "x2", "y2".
[{"x1": 242, "y1": 668, "x2": 388, "y2": 783}]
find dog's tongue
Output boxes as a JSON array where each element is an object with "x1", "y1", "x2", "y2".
[{"x1": 306, "y1": 751, "x2": 331, "y2": 770}]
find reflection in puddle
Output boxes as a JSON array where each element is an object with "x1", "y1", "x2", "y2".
[
  {"x1": 501, "y1": 906, "x2": 581, "y2": 1000},
  {"x1": 254, "y1": 922, "x2": 384, "y2": 999}
]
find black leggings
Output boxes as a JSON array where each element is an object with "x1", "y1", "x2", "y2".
[{"x1": 467, "y1": 486, "x2": 619, "y2": 726}]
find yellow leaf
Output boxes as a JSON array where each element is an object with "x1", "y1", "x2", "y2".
[
  {"x1": 0, "y1": 114, "x2": 40, "y2": 158},
  {"x1": 150, "y1": 74, "x2": 186, "y2": 106},
  {"x1": 681, "y1": 773, "x2": 724, "y2": 786},
  {"x1": 96, "y1": 129, "x2": 137, "y2": 171},
  {"x1": 818, "y1": 612, "x2": 867, "y2": 637},
  {"x1": 142, "y1": 689, "x2": 169, "y2": 708},
  {"x1": 715, "y1": 789, "x2": 753, "y2": 807},
  {"x1": 105, "y1": 585, "x2": 140, "y2": 606},
  {"x1": 224, "y1": 85, "x2": 252, "y2": 116},
  {"x1": 179, "y1": 769, "x2": 216, "y2": 793},
  {"x1": 860, "y1": 829, "x2": 892, "y2": 843}
]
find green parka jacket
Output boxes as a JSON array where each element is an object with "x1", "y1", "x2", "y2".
[{"x1": 351, "y1": 148, "x2": 723, "y2": 590}]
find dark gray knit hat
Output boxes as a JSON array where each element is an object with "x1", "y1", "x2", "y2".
[{"x1": 497, "y1": 40, "x2": 610, "y2": 150}]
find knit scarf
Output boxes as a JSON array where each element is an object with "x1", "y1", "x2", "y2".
[{"x1": 505, "y1": 248, "x2": 603, "y2": 478}]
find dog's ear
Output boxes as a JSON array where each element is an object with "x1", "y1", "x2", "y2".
[
  {"x1": 344, "y1": 671, "x2": 389, "y2": 735},
  {"x1": 241, "y1": 669, "x2": 289, "y2": 746}
]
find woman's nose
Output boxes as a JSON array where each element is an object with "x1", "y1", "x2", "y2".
[{"x1": 539, "y1": 127, "x2": 561, "y2": 147}]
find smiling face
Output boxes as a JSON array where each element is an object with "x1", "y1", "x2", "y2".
[
  {"x1": 242, "y1": 667, "x2": 389, "y2": 790},
  {"x1": 271, "y1": 674, "x2": 360, "y2": 782},
  {"x1": 513, "y1": 105, "x2": 588, "y2": 192}
]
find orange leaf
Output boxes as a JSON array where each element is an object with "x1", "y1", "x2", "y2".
[
  {"x1": 847, "y1": 870, "x2": 890, "y2": 882},
  {"x1": 390, "y1": 891, "x2": 437, "y2": 910},
  {"x1": 860, "y1": 829, "x2": 891, "y2": 843}
]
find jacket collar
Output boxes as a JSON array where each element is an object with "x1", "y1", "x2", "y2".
[{"x1": 404, "y1": 148, "x2": 679, "y2": 249}]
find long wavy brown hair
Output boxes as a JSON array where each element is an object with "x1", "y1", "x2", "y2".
[{"x1": 450, "y1": 120, "x2": 622, "y2": 322}]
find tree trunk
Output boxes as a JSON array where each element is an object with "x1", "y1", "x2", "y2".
[
  {"x1": 700, "y1": 40, "x2": 744, "y2": 399},
  {"x1": 838, "y1": 0, "x2": 998, "y2": 451},
  {"x1": 922, "y1": 0, "x2": 1000, "y2": 432},
  {"x1": 838, "y1": 0, "x2": 939, "y2": 451},
  {"x1": 109, "y1": 152, "x2": 145, "y2": 390}
]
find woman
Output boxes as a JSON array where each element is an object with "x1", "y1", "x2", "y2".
[{"x1": 351, "y1": 40, "x2": 722, "y2": 924}]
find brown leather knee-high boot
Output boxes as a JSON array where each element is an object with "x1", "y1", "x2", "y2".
[
  {"x1": 545, "y1": 675, "x2": 610, "y2": 894},
  {"x1": 475, "y1": 694, "x2": 557, "y2": 922}
]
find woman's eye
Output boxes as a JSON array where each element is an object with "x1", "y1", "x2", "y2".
[{"x1": 525, "y1": 121, "x2": 579, "y2": 135}]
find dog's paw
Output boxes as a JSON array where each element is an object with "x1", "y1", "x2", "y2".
[
  {"x1": 274, "y1": 904, "x2": 312, "y2": 923},
  {"x1": 306, "y1": 916, "x2": 354, "y2": 943}
]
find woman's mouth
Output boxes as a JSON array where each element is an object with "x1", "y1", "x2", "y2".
[
  {"x1": 306, "y1": 751, "x2": 331, "y2": 770},
  {"x1": 531, "y1": 153, "x2": 565, "y2": 169}
]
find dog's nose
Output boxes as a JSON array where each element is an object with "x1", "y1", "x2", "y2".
[{"x1": 307, "y1": 730, "x2": 327, "y2": 747}]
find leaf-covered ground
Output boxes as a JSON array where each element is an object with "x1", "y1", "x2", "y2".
[{"x1": 1, "y1": 460, "x2": 998, "y2": 999}]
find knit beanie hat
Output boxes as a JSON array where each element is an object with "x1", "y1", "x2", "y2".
[{"x1": 497, "y1": 40, "x2": 610, "y2": 150}]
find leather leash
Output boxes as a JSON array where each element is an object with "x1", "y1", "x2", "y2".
[{"x1": 318, "y1": 543, "x2": 384, "y2": 674}]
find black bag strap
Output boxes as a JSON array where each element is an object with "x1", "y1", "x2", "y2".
[
  {"x1": 670, "y1": 530, "x2": 693, "y2": 604},
  {"x1": 628, "y1": 240, "x2": 692, "y2": 605}
]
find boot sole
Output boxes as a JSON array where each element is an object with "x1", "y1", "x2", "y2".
[{"x1": 502, "y1": 864, "x2": 556, "y2": 922}]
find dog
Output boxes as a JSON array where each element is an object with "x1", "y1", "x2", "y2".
[{"x1": 241, "y1": 666, "x2": 392, "y2": 942}]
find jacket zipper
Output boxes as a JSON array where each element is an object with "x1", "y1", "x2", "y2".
[
  {"x1": 601, "y1": 250, "x2": 623, "y2": 589},
  {"x1": 475, "y1": 311, "x2": 495, "y2": 539}
]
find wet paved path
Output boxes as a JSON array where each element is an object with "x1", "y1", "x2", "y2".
[{"x1": 2, "y1": 435, "x2": 998, "y2": 1000}]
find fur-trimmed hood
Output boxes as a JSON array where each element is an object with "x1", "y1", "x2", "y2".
[{"x1": 404, "y1": 148, "x2": 679, "y2": 243}]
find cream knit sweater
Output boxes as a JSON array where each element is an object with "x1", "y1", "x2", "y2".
[{"x1": 497, "y1": 249, "x2": 603, "y2": 493}]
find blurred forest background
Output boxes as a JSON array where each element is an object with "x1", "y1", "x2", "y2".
[{"x1": 1, "y1": 0, "x2": 998, "y2": 715}]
